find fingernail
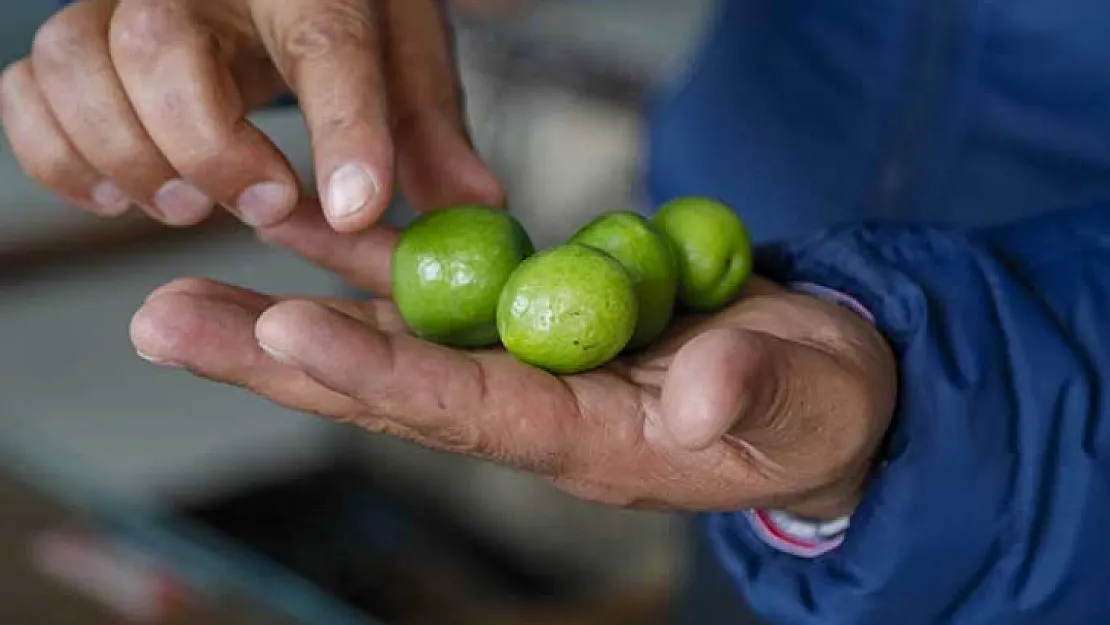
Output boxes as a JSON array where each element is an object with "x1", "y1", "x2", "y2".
[
  {"x1": 155, "y1": 179, "x2": 212, "y2": 226},
  {"x1": 136, "y1": 349, "x2": 182, "y2": 368},
  {"x1": 258, "y1": 341, "x2": 296, "y2": 366},
  {"x1": 326, "y1": 162, "x2": 378, "y2": 222},
  {"x1": 91, "y1": 180, "x2": 131, "y2": 216},
  {"x1": 237, "y1": 181, "x2": 294, "y2": 226}
]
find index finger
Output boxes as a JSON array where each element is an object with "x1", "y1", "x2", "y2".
[
  {"x1": 253, "y1": 300, "x2": 590, "y2": 475},
  {"x1": 252, "y1": 0, "x2": 394, "y2": 233}
]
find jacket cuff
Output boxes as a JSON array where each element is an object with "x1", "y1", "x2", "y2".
[{"x1": 745, "y1": 509, "x2": 850, "y2": 558}]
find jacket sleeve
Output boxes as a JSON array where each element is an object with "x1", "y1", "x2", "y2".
[{"x1": 710, "y1": 204, "x2": 1110, "y2": 625}]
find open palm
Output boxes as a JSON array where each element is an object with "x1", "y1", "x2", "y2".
[{"x1": 132, "y1": 203, "x2": 896, "y2": 517}]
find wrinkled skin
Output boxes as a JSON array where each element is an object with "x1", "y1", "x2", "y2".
[
  {"x1": 0, "y1": 0, "x2": 503, "y2": 228},
  {"x1": 5, "y1": 0, "x2": 898, "y2": 519},
  {"x1": 133, "y1": 202, "x2": 897, "y2": 519}
]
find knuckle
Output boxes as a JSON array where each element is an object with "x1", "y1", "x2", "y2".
[
  {"x1": 110, "y1": 2, "x2": 194, "y2": 57},
  {"x1": 279, "y1": 5, "x2": 374, "y2": 68},
  {"x1": 518, "y1": 447, "x2": 570, "y2": 477},
  {"x1": 412, "y1": 418, "x2": 568, "y2": 476},
  {"x1": 93, "y1": 146, "x2": 151, "y2": 177},
  {"x1": 0, "y1": 59, "x2": 30, "y2": 99},
  {"x1": 92, "y1": 131, "x2": 177, "y2": 178},
  {"x1": 419, "y1": 421, "x2": 488, "y2": 456},
  {"x1": 513, "y1": 421, "x2": 574, "y2": 476},
  {"x1": 313, "y1": 109, "x2": 365, "y2": 141},
  {"x1": 354, "y1": 413, "x2": 432, "y2": 446},
  {"x1": 26, "y1": 147, "x2": 84, "y2": 190},
  {"x1": 32, "y1": 11, "x2": 98, "y2": 69},
  {"x1": 163, "y1": 131, "x2": 230, "y2": 179},
  {"x1": 499, "y1": 433, "x2": 570, "y2": 477}
]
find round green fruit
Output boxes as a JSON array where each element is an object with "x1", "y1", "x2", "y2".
[
  {"x1": 497, "y1": 244, "x2": 638, "y2": 375},
  {"x1": 392, "y1": 205, "x2": 534, "y2": 348},
  {"x1": 651, "y1": 197, "x2": 753, "y2": 312},
  {"x1": 569, "y1": 210, "x2": 678, "y2": 350}
]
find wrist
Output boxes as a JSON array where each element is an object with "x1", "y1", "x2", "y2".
[
  {"x1": 782, "y1": 279, "x2": 884, "y2": 520},
  {"x1": 747, "y1": 280, "x2": 887, "y2": 556}
]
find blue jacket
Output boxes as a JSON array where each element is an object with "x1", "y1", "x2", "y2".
[{"x1": 647, "y1": 0, "x2": 1110, "y2": 623}]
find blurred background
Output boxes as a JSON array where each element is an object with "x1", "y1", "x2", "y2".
[{"x1": 0, "y1": 1, "x2": 728, "y2": 624}]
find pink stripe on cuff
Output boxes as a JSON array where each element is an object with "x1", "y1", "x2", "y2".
[{"x1": 745, "y1": 510, "x2": 845, "y2": 558}]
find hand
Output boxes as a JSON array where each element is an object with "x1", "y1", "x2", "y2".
[
  {"x1": 131, "y1": 206, "x2": 898, "y2": 518},
  {"x1": 0, "y1": 0, "x2": 501, "y2": 229}
]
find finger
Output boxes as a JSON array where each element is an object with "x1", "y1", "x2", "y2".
[
  {"x1": 109, "y1": 0, "x2": 300, "y2": 227},
  {"x1": 131, "y1": 286, "x2": 407, "y2": 422},
  {"x1": 380, "y1": 0, "x2": 504, "y2": 211},
  {"x1": 131, "y1": 289, "x2": 363, "y2": 419},
  {"x1": 658, "y1": 328, "x2": 764, "y2": 451},
  {"x1": 144, "y1": 276, "x2": 406, "y2": 332},
  {"x1": 257, "y1": 199, "x2": 397, "y2": 295},
  {"x1": 252, "y1": 0, "x2": 392, "y2": 232},
  {"x1": 31, "y1": 1, "x2": 212, "y2": 226},
  {"x1": 254, "y1": 300, "x2": 580, "y2": 474},
  {"x1": 0, "y1": 60, "x2": 127, "y2": 216},
  {"x1": 145, "y1": 276, "x2": 277, "y2": 308}
]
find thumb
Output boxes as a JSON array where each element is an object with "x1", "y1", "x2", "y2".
[{"x1": 659, "y1": 327, "x2": 843, "y2": 455}]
